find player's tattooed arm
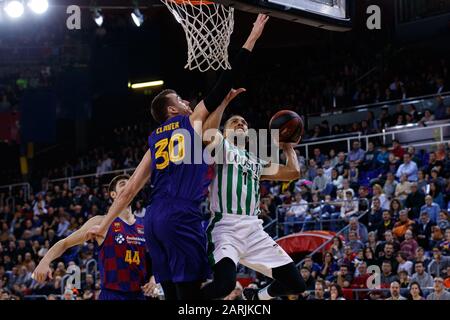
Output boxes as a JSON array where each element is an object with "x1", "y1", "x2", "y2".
[
  {"x1": 202, "y1": 88, "x2": 246, "y2": 146},
  {"x1": 87, "y1": 150, "x2": 152, "y2": 241},
  {"x1": 32, "y1": 215, "x2": 105, "y2": 283},
  {"x1": 261, "y1": 143, "x2": 300, "y2": 181}
]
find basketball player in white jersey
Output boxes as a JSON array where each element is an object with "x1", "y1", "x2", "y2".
[{"x1": 200, "y1": 107, "x2": 306, "y2": 300}]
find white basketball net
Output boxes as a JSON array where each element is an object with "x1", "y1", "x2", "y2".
[{"x1": 161, "y1": 0, "x2": 234, "y2": 72}]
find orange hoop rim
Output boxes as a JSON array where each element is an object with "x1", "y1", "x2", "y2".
[{"x1": 170, "y1": 0, "x2": 215, "y2": 5}]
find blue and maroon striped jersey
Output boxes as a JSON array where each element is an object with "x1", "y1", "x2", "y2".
[
  {"x1": 98, "y1": 217, "x2": 147, "y2": 292},
  {"x1": 148, "y1": 115, "x2": 209, "y2": 203}
]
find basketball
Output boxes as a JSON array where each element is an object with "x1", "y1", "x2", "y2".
[{"x1": 269, "y1": 110, "x2": 304, "y2": 144}]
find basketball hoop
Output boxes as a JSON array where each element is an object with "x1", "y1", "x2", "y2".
[{"x1": 161, "y1": 0, "x2": 234, "y2": 72}]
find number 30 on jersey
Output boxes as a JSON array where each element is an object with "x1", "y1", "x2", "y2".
[{"x1": 154, "y1": 134, "x2": 185, "y2": 170}]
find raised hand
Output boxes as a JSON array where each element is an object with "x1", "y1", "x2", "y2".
[
  {"x1": 250, "y1": 14, "x2": 270, "y2": 41},
  {"x1": 223, "y1": 88, "x2": 246, "y2": 105},
  {"x1": 244, "y1": 14, "x2": 269, "y2": 51},
  {"x1": 32, "y1": 262, "x2": 53, "y2": 283}
]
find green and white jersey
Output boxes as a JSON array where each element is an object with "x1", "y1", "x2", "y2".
[{"x1": 209, "y1": 139, "x2": 266, "y2": 216}]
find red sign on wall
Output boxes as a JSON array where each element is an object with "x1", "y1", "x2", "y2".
[{"x1": 0, "y1": 112, "x2": 20, "y2": 143}]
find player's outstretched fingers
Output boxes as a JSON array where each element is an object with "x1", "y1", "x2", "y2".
[{"x1": 226, "y1": 88, "x2": 246, "y2": 103}]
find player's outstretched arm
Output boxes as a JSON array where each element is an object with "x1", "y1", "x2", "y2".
[
  {"x1": 87, "y1": 150, "x2": 152, "y2": 241},
  {"x1": 32, "y1": 215, "x2": 105, "y2": 283},
  {"x1": 189, "y1": 14, "x2": 269, "y2": 131},
  {"x1": 202, "y1": 88, "x2": 246, "y2": 147},
  {"x1": 261, "y1": 143, "x2": 300, "y2": 181}
]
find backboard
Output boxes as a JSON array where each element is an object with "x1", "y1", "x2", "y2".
[{"x1": 216, "y1": 0, "x2": 352, "y2": 31}]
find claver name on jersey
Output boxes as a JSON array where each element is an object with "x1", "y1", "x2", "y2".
[{"x1": 156, "y1": 121, "x2": 180, "y2": 134}]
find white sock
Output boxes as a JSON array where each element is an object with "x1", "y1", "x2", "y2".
[{"x1": 257, "y1": 286, "x2": 274, "y2": 300}]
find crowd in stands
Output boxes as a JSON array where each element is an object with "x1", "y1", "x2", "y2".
[
  {"x1": 247, "y1": 139, "x2": 450, "y2": 300},
  {"x1": 17, "y1": 94, "x2": 450, "y2": 187},
  {"x1": 303, "y1": 96, "x2": 450, "y2": 140},
  {"x1": 0, "y1": 129, "x2": 449, "y2": 299},
  {"x1": 1, "y1": 16, "x2": 450, "y2": 300}
]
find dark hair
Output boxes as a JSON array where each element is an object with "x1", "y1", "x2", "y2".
[
  {"x1": 429, "y1": 181, "x2": 441, "y2": 197},
  {"x1": 382, "y1": 260, "x2": 392, "y2": 266},
  {"x1": 150, "y1": 89, "x2": 176, "y2": 123},
  {"x1": 390, "y1": 198, "x2": 402, "y2": 212},
  {"x1": 300, "y1": 266, "x2": 311, "y2": 272},
  {"x1": 332, "y1": 236, "x2": 343, "y2": 249},
  {"x1": 339, "y1": 263, "x2": 349, "y2": 270},
  {"x1": 108, "y1": 174, "x2": 131, "y2": 194},
  {"x1": 396, "y1": 251, "x2": 407, "y2": 260},
  {"x1": 324, "y1": 251, "x2": 334, "y2": 261},
  {"x1": 315, "y1": 279, "x2": 325, "y2": 290},
  {"x1": 330, "y1": 284, "x2": 344, "y2": 298},
  {"x1": 364, "y1": 247, "x2": 375, "y2": 259},
  {"x1": 408, "y1": 281, "x2": 424, "y2": 300}
]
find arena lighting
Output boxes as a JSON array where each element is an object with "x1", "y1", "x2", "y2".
[
  {"x1": 131, "y1": 8, "x2": 144, "y2": 27},
  {"x1": 128, "y1": 80, "x2": 164, "y2": 89},
  {"x1": 93, "y1": 8, "x2": 103, "y2": 27},
  {"x1": 4, "y1": 0, "x2": 25, "y2": 18},
  {"x1": 27, "y1": 0, "x2": 48, "y2": 14}
]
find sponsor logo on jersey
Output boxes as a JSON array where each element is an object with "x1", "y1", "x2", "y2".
[
  {"x1": 136, "y1": 225, "x2": 144, "y2": 235},
  {"x1": 115, "y1": 233, "x2": 125, "y2": 244},
  {"x1": 126, "y1": 236, "x2": 145, "y2": 245}
]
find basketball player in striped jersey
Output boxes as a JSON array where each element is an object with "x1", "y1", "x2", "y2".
[
  {"x1": 200, "y1": 111, "x2": 306, "y2": 300},
  {"x1": 32, "y1": 175, "x2": 156, "y2": 300}
]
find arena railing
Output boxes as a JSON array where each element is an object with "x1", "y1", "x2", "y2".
[
  {"x1": 1, "y1": 123, "x2": 448, "y2": 211},
  {"x1": 266, "y1": 198, "x2": 370, "y2": 240},
  {"x1": 287, "y1": 200, "x2": 371, "y2": 268},
  {"x1": 0, "y1": 182, "x2": 31, "y2": 210},
  {"x1": 48, "y1": 168, "x2": 136, "y2": 190},
  {"x1": 307, "y1": 90, "x2": 450, "y2": 127},
  {"x1": 296, "y1": 122, "x2": 450, "y2": 159}
]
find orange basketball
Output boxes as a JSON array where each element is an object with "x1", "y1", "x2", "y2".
[{"x1": 269, "y1": 110, "x2": 304, "y2": 144}]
